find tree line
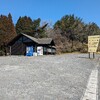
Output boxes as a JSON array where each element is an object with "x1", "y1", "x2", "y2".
[
  {"x1": 53, "y1": 15, "x2": 100, "y2": 53},
  {"x1": 0, "y1": 13, "x2": 100, "y2": 55}
]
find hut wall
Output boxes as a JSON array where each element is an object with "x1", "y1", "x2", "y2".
[{"x1": 11, "y1": 42, "x2": 26, "y2": 55}]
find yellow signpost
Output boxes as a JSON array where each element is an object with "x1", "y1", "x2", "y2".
[{"x1": 88, "y1": 35, "x2": 100, "y2": 58}]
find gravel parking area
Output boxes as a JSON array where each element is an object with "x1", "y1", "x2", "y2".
[{"x1": 0, "y1": 54, "x2": 99, "y2": 100}]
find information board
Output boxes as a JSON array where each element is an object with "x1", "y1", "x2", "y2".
[{"x1": 88, "y1": 35, "x2": 100, "y2": 52}]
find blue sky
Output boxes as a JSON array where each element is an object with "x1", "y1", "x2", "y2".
[{"x1": 0, "y1": 0, "x2": 100, "y2": 26}]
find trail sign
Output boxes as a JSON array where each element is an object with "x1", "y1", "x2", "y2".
[{"x1": 88, "y1": 35, "x2": 100, "y2": 53}]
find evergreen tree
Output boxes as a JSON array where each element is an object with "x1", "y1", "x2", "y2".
[
  {"x1": 32, "y1": 18, "x2": 41, "y2": 31},
  {"x1": 15, "y1": 16, "x2": 33, "y2": 34},
  {"x1": 15, "y1": 17, "x2": 47, "y2": 38},
  {"x1": 54, "y1": 14, "x2": 84, "y2": 49}
]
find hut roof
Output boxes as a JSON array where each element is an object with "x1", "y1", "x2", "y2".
[
  {"x1": 38, "y1": 38, "x2": 52, "y2": 44},
  {"x1": 22, "y1": 33, "x2": 39, "y2": 43},
  {"x1": 22, "y1": 33, "x2": 53, "y2": 44},
  {"x1": 8, "y1": 33, "x2": 54, "y2": 45}
]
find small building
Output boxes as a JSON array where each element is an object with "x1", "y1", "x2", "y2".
[{"x1": 7, "y1": 33, "x2": 56, "y2": 56}]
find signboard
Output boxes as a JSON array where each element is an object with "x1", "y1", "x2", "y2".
[
  {"x1": 37, "y1": 46, "x2": 43, "y2": 55},
  {"x1": 88, "y1": 35, "x2": 100, "y2": 52}
]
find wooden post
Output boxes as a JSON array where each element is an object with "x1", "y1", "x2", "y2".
[
  {"x1": 10, "y1": 46, "x2": 11, "y2": 56},
  {"x1": 51, "y1": 46, "x2": 53, "y2": 55},
  {"x1": 89, "y1": 52, "x2": 90, "y2": 59},
  {"x1": 43, "y1": 46, "x2": 44, "y2": 55},
  {"x1": 34, "y1": 45, "x2": 36, "y2": 52},
  {"x1": 93, "y1": 52, "x2": 95, "y2": 59}
]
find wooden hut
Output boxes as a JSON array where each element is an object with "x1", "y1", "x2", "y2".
[{"x1": 7, "y1": 33, "x2": 56, "y2": 56}]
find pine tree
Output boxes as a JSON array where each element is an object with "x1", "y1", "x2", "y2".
[{"x1": 15, "y1": 16, "x2": 33, "y2": 34}]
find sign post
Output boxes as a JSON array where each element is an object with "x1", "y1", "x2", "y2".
[
  {"x1": 93, "y1": 52, "x2": 95, "y2": 58},
  {"x1": 89, "y1": 52, "x2": 90, "y2": 59},
  {"x1": 88, "y1": 35, "x2": 100, "y2": 58}
]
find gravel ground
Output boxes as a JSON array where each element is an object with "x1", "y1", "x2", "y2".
[
  {"x1": 0, "y1": 54, "x2": 99, "y2": 100},
  {"x1": 97, "y1": 55, "x2": 100, "y2": 100}
]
